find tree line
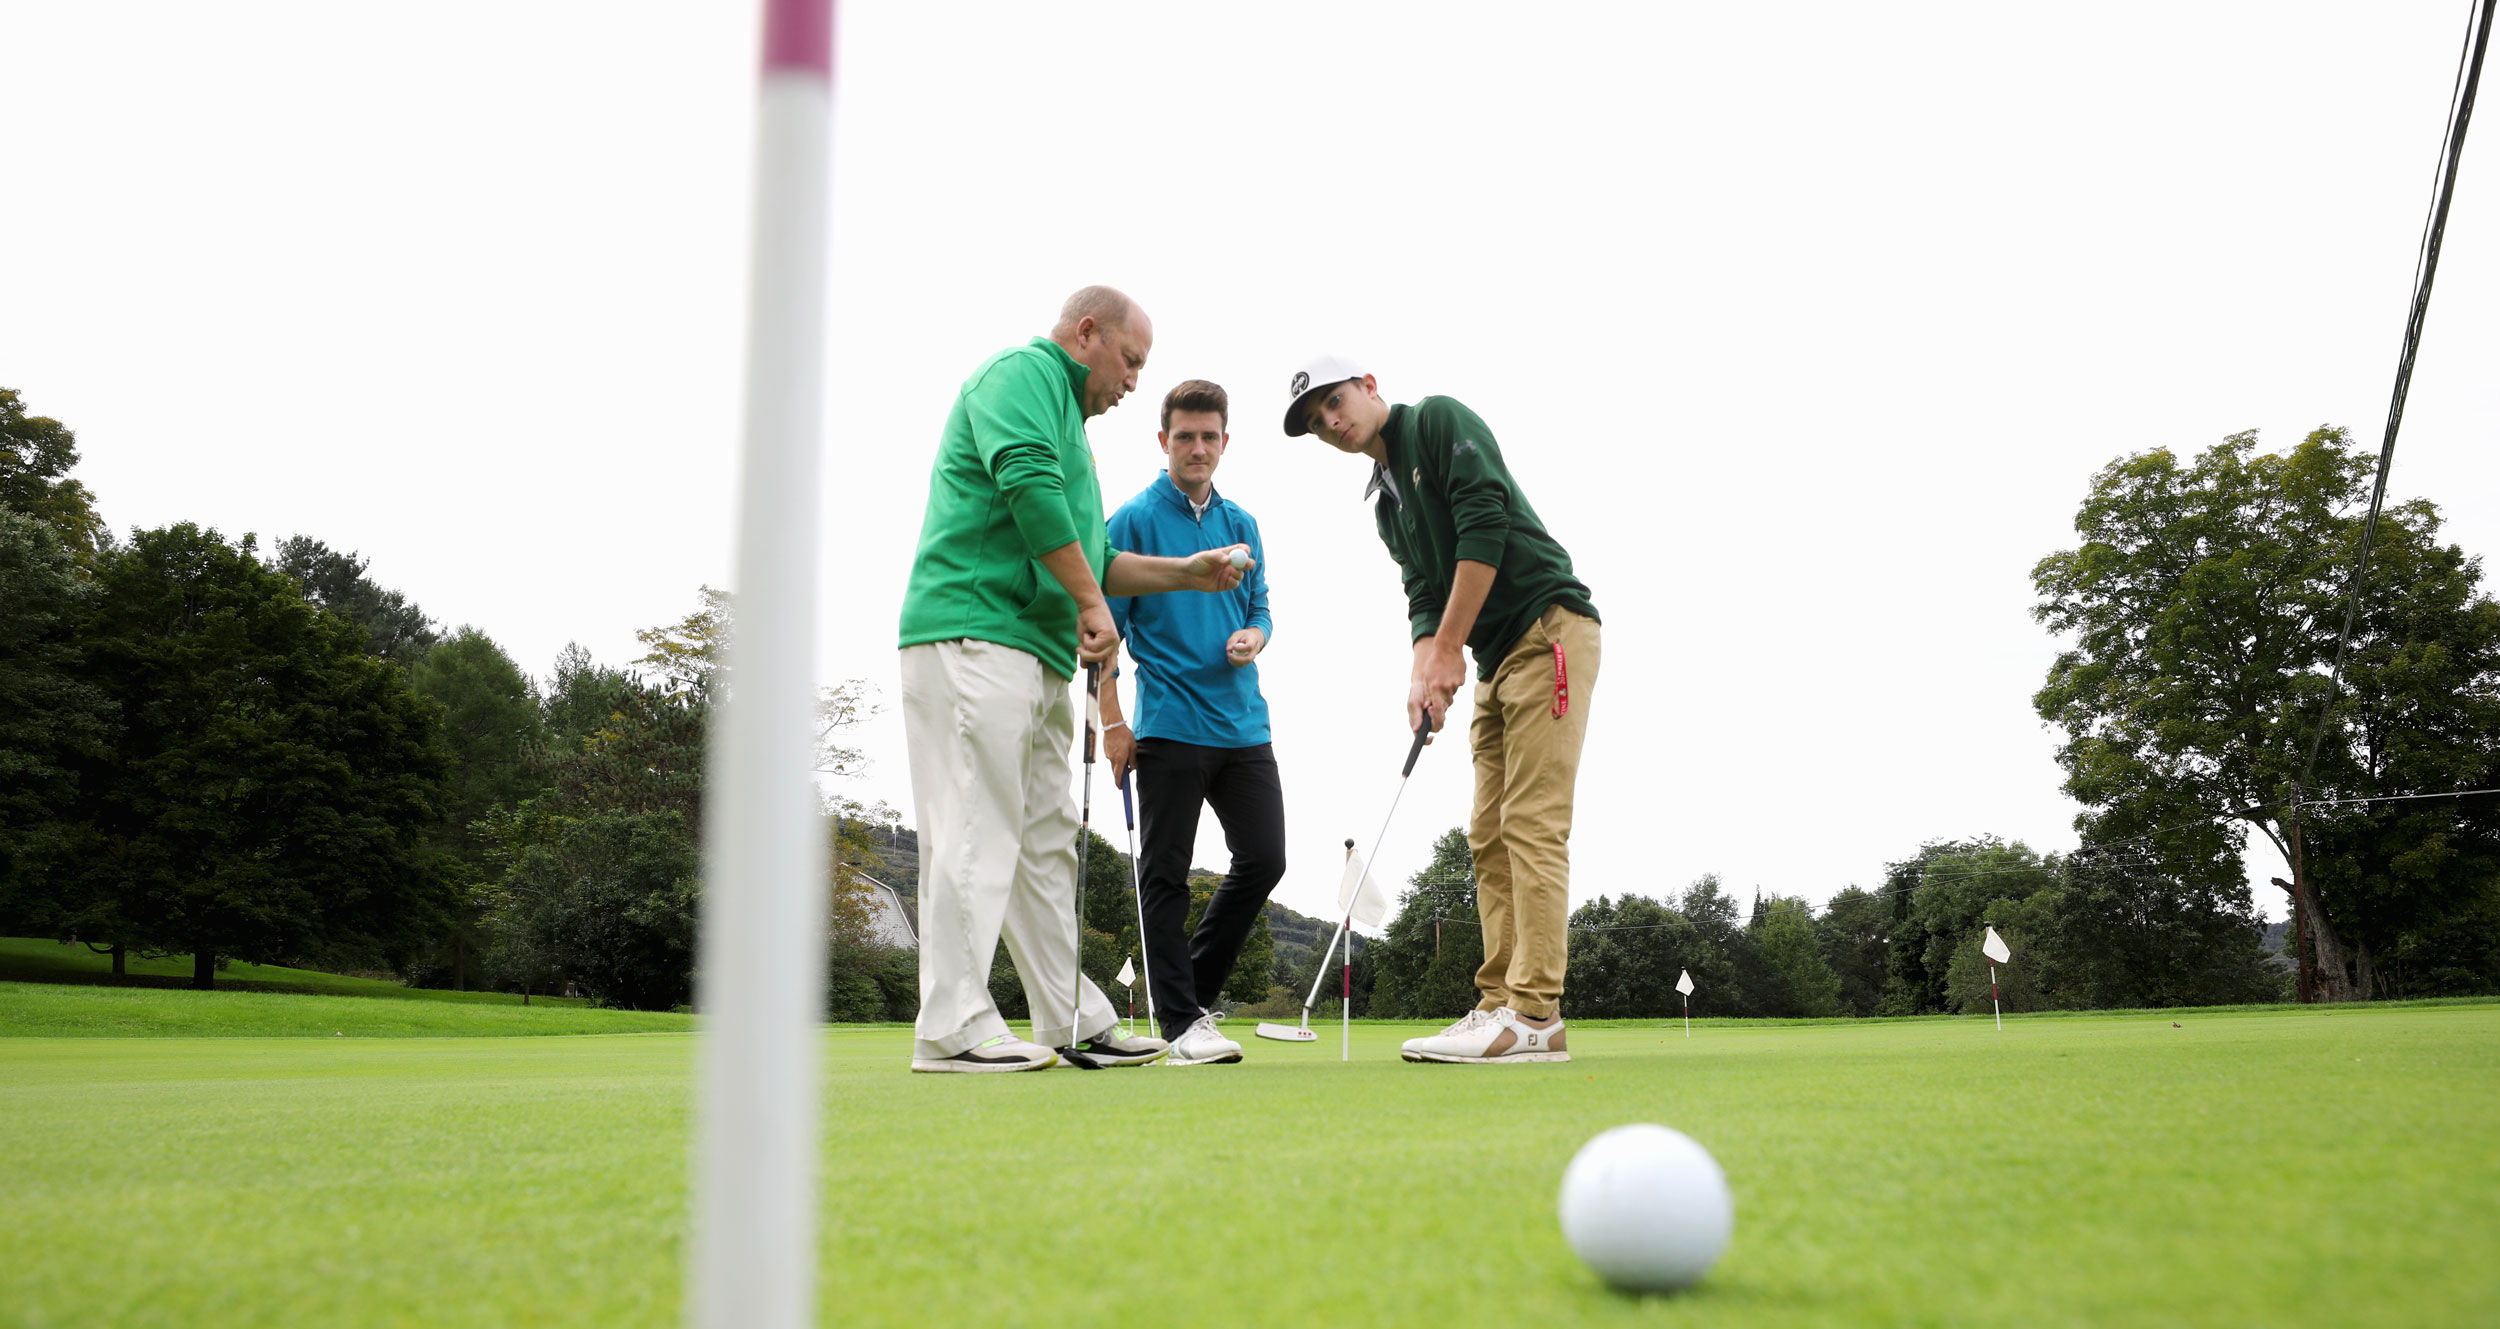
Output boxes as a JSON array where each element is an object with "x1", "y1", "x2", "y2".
[
  {"x1": 1318, "y1": 827, "x2": 2284, "y2": 1021},
  {"x1": 6, "y1": 389, "x2": 2492, "y2": 1016},
  {"x1": 1309, "y1": 426, "x2": 2500, "y2": 1017},
  {"x1": 0, "y1": 387, "x2": 910, "y2": 1011}
]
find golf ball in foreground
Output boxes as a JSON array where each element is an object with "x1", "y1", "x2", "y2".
[
  {"x1": 1227, "y1": 547, "x2": 1250, "y2": 569},
  {"x1": 1557, "y1": 1123, "x2": 1733, "y2": 1292}
]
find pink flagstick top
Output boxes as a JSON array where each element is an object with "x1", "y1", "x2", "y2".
[{"x1": 761, "y1": 0, "x2": 832, "y2": 77}]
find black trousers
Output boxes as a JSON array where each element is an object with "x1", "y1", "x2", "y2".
[{"x1": 1132, "y1": 738, "x2": 1287, "y2": 1041}]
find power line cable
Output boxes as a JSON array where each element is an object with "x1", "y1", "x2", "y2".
[{"x1": 2297, "y1": 0, "x2": 2494, "y2": 794}]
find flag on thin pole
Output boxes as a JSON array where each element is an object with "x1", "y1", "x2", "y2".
[
  {"x1": 1116, "y1": 955, "x2": 1136, "y2": 1036},
  {"x1": 1676, "y1": 968, "x2": 1694, "y2": 1038},
  {"x1": 1982, "y1": 926, "x2": 2012, "y2": 1031},
  {"x1": 1335, "y1": 849, "x2": 1383, "y2": 1061},
  {"x1": 690, "y1": 4, "x2": 834, "y2": 1329}
]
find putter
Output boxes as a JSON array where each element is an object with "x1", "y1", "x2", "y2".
[
  {"x1": 1059, "y1": 664, "x2": 1107, "y2": 1070},
  {"x1": 1256, "y1": 717, "x2": 1432, "y2": 1045},
  {"x1": 1119, "y1": 773, "x2": 1157, "y2": 1046}
]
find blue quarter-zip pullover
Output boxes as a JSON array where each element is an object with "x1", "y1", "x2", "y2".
[{"x1": 1106, "y1": 477, "x2": 1272, "y2": 748}]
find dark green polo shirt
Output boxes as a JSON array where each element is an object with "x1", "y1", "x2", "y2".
[{"x1": 1369, "y1": 396, "x2": 1598, "y2": 682}]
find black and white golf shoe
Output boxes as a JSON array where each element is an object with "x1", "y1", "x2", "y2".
[
  {"x1": 910, "y1": 1034, "x2": 1058, "y2": 1074},
  {"x1": 1056, "y1": 1027, "x2": 1169, "y2": 1069}
]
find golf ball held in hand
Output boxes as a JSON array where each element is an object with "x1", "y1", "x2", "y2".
[
  {"x1": 1227, "y1": 547, "x2": 1250, "y2": 569},
  {"x1": 1557, "y1": 1123, "x2": 1733, "y2": 1292}
]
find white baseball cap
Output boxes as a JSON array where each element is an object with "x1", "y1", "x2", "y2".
[{"x1": 1282, "y1": 353, "x2": 1368, "y2": 436}]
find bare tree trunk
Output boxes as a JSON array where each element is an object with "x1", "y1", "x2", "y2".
[
  {"x1": 192, "y1": 951, "x2": 215, "y2": 991},
  {"x1": 111, "y1": 944, "x2": 124, "y2": 977},
  {"x1": 2285, "y1": 813, "x2": 2361, "y2": 1003}
]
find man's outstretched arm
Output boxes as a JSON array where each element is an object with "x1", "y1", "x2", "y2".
[{"x1": 1103, "y1": 546, "x2": 1250, "y2": 598}]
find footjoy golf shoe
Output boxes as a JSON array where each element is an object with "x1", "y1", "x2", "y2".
[
  {"x1": 911, "y1": 1034, "x2": 1058, "y2": 1074},
  {"x1": 1399, "y1": 1008, "x2": 1493, "y2": 1061},
  {"x1": 1167, "y1": 1013, "x2": 1244, "y2": 1066},
  {"x1": 1400, "y1": 1007, "x2": 1569, "y2": 1064},
  {"x1": 1059, "y1": 1027, "x2": 1169, "y2": 1068}
]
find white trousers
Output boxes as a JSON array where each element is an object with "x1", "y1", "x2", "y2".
[{"x1": 901, "y1": 639, "x2": 1117, "y2": 1058}]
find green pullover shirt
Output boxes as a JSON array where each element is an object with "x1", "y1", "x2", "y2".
[
  {"x1": 1369, "y1": 396, "x2": 1598, "y2": 682},
  {"x1": 898, "y1": 337, "x2": 1117, "y2": 681}
]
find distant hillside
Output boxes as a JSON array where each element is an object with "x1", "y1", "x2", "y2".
[
  {"x1": 1265, "y1": 897, "x2": 1367, "y2": 989},
  {"x1": 857, "y1": 821, "x2": 919, "y2": 897}
]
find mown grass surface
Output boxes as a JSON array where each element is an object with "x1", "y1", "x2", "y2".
[
  {"x1": 0, "y1": 982, "x2": 691, "y2": 1037},
  {"x1": 0, "y1": 936, "x2": 589, "y2": 1004},
  {"x1": 3, "y1": 1005, "x2": 2493, "y2": 1328}
]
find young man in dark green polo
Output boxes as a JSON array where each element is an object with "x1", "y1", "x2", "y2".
[{"x1": 1284, "y1": 354, "x2": 1599, "y2": 1064}]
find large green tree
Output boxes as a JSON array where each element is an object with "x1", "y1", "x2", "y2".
[
  {"x1": 1563, "y1": 892, "x2": 1694, "y2": 1019},
  {"x1": 1363, "y1": 828, "x2": 1484, "y2": 1020},
  {"x1": 2044, "y1": 839, "x2": 2283, "y2": 1008},
  {"x1": 1817, "y1": 886, "x2": 1891, "y2": 1017},
  {"x1": 272, "y1": 536, "x2": 440, "y2": 666},
  {"x1": 1752, "y1": 894, "x2": 1843, "y2": 1017},
  {"x1": 486, "y1": 592, "x2": 891, "y2": 1012},
  {"x1": 0, "y1": 510, "x2": 113, "y2": 933},
  {"x1": 405, "y1": 627, "x2": 550, "y2": 988},
  {"x1": 0, "y1": 387, "x2": 107, "y2": 557},
  {"x1": 68, "y1": 524, "x2": 455, "y2": 985},
  {"x1": 2033, "y1": 427, "x2": 2500, "y2": 1000},
  {"x1": 1879, "y1": 838, "x2": 2058, "y2": 1015}
]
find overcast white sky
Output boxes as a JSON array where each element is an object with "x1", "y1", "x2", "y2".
[{"x1": 7, "y1": 3, "x2": 2495, "y2": 928}]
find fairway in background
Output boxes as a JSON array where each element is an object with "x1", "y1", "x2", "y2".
[
  {"x1": 0, "y1": 982, "x2": 691, "y2": 1038},
  {"x1": 4, "y1": 1005, "x2": 2493, "y2": 1327},
  {"x1": 0, "y1": 937, "x2": 588, "y2": 1005}
]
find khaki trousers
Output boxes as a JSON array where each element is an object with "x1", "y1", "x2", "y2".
[
  {"x1": 901, "y1": 640, "x2": 1119, "y2": 1058},
  {"x1": 1467, "y1": 606, "x2": 1600, "y2": 1020}
]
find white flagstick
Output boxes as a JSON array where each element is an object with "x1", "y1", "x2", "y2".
[
  {"x1": 1116, "y1": 955, "x2": 1136, "y2": 1037},
  {"x1": 1982, "y1": 926, "x2": 2013, "y2": 1032},
  {"x1": 1676, "y1": 968, "x2": 1694, "y2": 1039},
  {"x1": 691, "y1": 5, "x2": 833, "y2": 1329},
  {"x1": 1341, "y1": 929, "x2": 1351, "y2": 1061}
]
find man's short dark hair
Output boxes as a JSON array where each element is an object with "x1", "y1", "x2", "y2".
[{"x1": 1160, "y1": 379, "x2": 1229, "y2": 433}]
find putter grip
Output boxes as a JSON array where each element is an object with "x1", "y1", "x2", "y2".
[
  {"x1": 1402, "y1": 718, "x2": 1430, "y2": 778},
  {"x1": 1120, "y1": 776, "x2": 1134, "y2": 826}
]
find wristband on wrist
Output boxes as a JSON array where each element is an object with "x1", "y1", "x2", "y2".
[{"x1": 1102, "y1": 720, "x2": 1129, "y2": 733}]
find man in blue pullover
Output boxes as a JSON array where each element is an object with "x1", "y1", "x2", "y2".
[{"x1": 1101, "y1": 379, "x2": 1280, "y2": 1066}]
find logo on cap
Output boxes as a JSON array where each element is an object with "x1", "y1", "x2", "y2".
[{"x1": 1291, "y1": 371, "x2": 1310, "y2": 397}]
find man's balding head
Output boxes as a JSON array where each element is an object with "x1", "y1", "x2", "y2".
[
  {"x1": 1052, "y1": 285, "x2": 1139, "y2": 339},
  {"x1": 1050, "y1": 285, "x2": 1153, "y2": 418}
]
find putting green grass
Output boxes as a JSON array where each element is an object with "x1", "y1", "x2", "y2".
[
  {"x1": 4, "y1": 1006, "x2": 2494, "y2": 1328},
  {"x1": 0, "y1": 936, "x2": 591, "y2": 1004}
]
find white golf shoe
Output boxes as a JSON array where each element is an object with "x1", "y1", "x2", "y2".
[
  {"x1": 1168, "y1": 1013, "x2": 1243, "y2": 1066},
  {"x1": 911, "y1": 1033, "x2": 1058, "y2": 1073},
  {"x1": 1399, "y1": 1007, "x2": 1568, "y2": 1064}
]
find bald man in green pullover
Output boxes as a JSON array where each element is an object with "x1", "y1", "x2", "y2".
[{"x1": 898, "y1": 286, "x2": 1250, "y2": 1074}]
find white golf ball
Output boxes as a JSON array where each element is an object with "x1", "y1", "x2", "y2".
[
  {"x1": 1227, "y1": 547, "x2": 1250, "y2": 569},
  {"x1": 1557, "y1": 1123, "x2": 1733, "y2": 1292}
]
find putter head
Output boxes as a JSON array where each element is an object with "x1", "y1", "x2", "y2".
[
  {"x1": 1055, "y1": 1046, "x2": 1108, "y2": 1069},
  {"x1": 1253, "y1": 1022, "x2": 1318, "y2": 1043}
]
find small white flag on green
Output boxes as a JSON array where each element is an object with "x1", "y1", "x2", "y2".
[
  {"x1": 1115, "y1": 956, "x2": 1136, "y2": 988},
  {"x1": 1982, "y1": 927, "x2": 2011, "y2": 964},
  {"x1": 1675, "y1": 969, "x2": 1695, "y2": 996},
  {"x1": 1336, "y1": 851, "x2": 1389, "y2": 930}
]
